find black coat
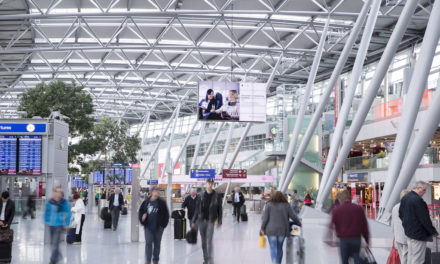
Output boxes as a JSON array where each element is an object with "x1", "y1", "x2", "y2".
[
  {"x1": 0, "y1": 199, "x2": 15, "y2": 227},
  {"x1": 181, "y1": 194, "x2": 199, "y2": 221},
  {"x1": 108, "y1": 193, "x2": 124, "y2": 210},
  {"x1": 192, "y1": 190, "x2": 222, "y2": 225},
  {"x1": 138, "y1": 198, "x2": 169, "y2": 229},
  {"x1": 399, "y1": 191, "x2": 438, "y2": 241},
  {"x1": 231, "y1": 191, "x2": 245, "y2": 207}
]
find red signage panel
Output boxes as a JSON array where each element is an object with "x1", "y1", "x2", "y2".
[{"x1": 222, "y1": 169, "x2": 247, "y2": 179}]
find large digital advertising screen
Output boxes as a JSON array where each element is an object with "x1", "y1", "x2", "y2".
[{"x1": 198, "y1": 81, "x2": 266, "y2": 122}]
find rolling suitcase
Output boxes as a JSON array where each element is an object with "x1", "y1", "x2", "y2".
[
  {"x1": 240, "y1": 205, "x2": 248, "y2": 222},
  {"x1": 104, "y1": 213, "x2": 112, "y2": 229},
  {"x1": 121, "y1": 207, "x2": 128, "y2": 215},
  {"x1": 171, "y1": 209, "x2": 185, "y2": 219},
  {"x1": 100, "y1": 207, "x2": 109, "y2": 220},
  {"x1": 174, "y1": 218, "x2": 186, "y2": 239},
  {"x1": 0, "y1": 242, "x2": 11, "y2": 264},
  {"x1": 66, "y1": 228, "x2": 76, "y2": 244},
  {"x1": 186, "y1": 228, "x2": 197, "y2": 244}
]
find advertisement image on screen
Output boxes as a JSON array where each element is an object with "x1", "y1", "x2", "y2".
[
  {"x1": 198, "y1": 81, "x2": 266, "y2": 122},
  {"x1": 18, "y1": 135, "x2": 42, "y2": 175},
  {"x1": 0, "y1": 135, "x2": 17, "y2": 175}
]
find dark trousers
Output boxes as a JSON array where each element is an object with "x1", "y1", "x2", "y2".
[
  {"x1": 199, "y1": 220, "x2": 215, "y2": 263},
  {"x1": 339, "y1": 237, "x2": 361, "y2": 264},
  {"x1": 111, "y1": 207, "x2": 120, "y2": 230},
  {"x1": 144, "y1": 227, "x2": 164, "y2": 262},
  {"x1": 23, "y1": 206, "x2": 35, "y2": 219},
  {"x1": 233, "y1": 204, "x2": 241, "y2": 222},
  {"x1": 49, "y1": 226, "x2": 63, "y2": 263},
  {"x1": 76, "y1": 214, "x2": 85, "y2": 242}
]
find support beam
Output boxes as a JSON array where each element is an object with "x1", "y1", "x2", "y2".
[
  {"x1": 277, "y1": 0, "x2": 371, "y2": 193},
  {"x1": 220, "y1": 123, "x2": 235, "y2": 206},
  {"x1": 379, "y1": 0, "x2": 440, "y2": 221},
  {"x1": 190, "y1": 122, "x2": 206, "y2": 170},
  {"x1": 165, "y1": 104, "x2": 181, "y2": 214},
  {"x1": 222, "y1": 123, "x2": 253, "y2": 206},
  {"x1": 316, "y1": 0, "x2": 420, "y2": 209},
  {"x1": 317, "y1": 0, "x2": 381, "y2": 203},
  {"x1": 278, "y1": 17, "x2": 330, "y2": 190},
  {"x1": 199, "y1": 122, "x2": 225, "y2": 168},
  {"x1": 140, "y1": 106, "x2": 179, "y2": 179}
]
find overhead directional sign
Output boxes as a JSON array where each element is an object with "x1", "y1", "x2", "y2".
[
  {"x1": 222, "y1": 169, "x2": 247, "y2": 179},
  {"x1": 147, "y1": 180, "x2": 159, "y2": 185},
  {"x1": 0, "y1": 123, "x2": 46, "y2": 133},
  {"x1": 190, "y1": 169, "x2": 215, "y2": 179}
]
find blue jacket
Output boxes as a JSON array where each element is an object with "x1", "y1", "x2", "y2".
[{"x1": 43, "y1": 198, "x2": 71, "y2": 227}]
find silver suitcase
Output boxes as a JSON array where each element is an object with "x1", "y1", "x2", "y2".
[{"x1": 285, "y1": 235, "x2": 305, "y2": 264}]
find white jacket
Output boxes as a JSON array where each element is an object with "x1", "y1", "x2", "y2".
[
  {"x1": 391, "y1": 203, "x2": 407, "y2": 244},
  {"x1": 71, "y1": 199, "x2": 85, "y2": 234}
]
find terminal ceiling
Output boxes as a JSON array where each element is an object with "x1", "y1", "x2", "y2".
[{"x1": 0, "y1": 0, "x2": 432, "y2": 123}]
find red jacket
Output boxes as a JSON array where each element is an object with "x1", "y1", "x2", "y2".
[{"x1": 330, "y1": 201, "x2": 370, "y2": 243}]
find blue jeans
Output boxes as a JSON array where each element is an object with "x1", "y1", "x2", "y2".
[
  {"x1": 144, "y1": 227, "x2": 164, "y2": 262},
  {"x1": 267, "y1": 236, "x2": 285, "y2": 264},
  {"x1": 339, "y1": 238, "x2": 361, "y2": 264},
  {"x1": 49, "y1": 226, "x2": 63, "y2": 263}
]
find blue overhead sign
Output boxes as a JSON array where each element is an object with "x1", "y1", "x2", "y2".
[
  {"x1": 147, "y1": 180, "x2": 159, "y2": 185},
  {"x1": 190, "y1": 169, "x2": 215, "y2": 179},
  {"x1": 0, "y1": 123, "x2": 46, "y2": 133}
]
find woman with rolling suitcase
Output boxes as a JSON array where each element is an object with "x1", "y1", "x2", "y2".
[{"x1": 261, "y1": 191, "x2": 301, "y2": 264}]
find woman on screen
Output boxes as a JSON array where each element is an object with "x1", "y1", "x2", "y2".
[
  {"x1": 215, "y1": 90, "x2": 239, "y2": 120},
  {"x1": 198, "y1": 89, "x2": 222, "y2": 120}
]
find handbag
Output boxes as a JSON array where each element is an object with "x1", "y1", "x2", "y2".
[
  {"x1": 360, "y1": 245, "x2": 377, "y2": 264},
  {"x1": 386, "y1": 239, "x2": 401, "y2": 264},
  {"x1": 0, "y1": 228, "x2": 13, "y2": 243},
  {"x1": 259, "y1": 235, "x2": 266, "y2": 248}
]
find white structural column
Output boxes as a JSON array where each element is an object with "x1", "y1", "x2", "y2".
[
  {"x1": 199, "y1": 122, "x2": 225, "y2": 168},
  {"x1": 137, "y1": 111, "x2": 152, "y2": 162},
  {"x1": 278, "y1": 18, "x2": 330, "y2": 190},
  {"x1": 316, "y1": 0, "x2": 420, "y2": 208},
  {"x1": 220, "y1": 123, "x2": 236, "y2": 206},
  {"x1": 140, "y1": 107, "x2": 179, "y2": 179},
  {"x1": 316, "y1": 0, "x2": 381, "y2": 203},
  {"x1": 380, "y1": 0, "x2": 440, "y2": 221},
  {"x1": 164, "y1": 104, "x2": 181, "y2": 213},
  {"x1": 222, "y1": 123, "x2": 253, "y2": 206},
  {"x1": 277, "y1": 0, "x2": 371, "y2": 193},
  {"x1": 190, "y1": 122, "x2": 206, "y2": 170},
  {"x1": 172, "y1": 120, "x2": 199, "y2": 172}
]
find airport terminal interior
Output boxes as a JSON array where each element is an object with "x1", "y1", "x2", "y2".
[{"x1": 1, "y1": 0, "x2": 440, "y2": 263}]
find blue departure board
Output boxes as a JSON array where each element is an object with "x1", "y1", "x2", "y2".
[
  {"x1": 18, "y1": 135, "x2": 42, "y2": 175},
  {"x1": 125, "y1": 168, "x2": 132, "y2": 184},
  {"x1": 0, "y1": 135, "x2": 17, "y2": 175}
]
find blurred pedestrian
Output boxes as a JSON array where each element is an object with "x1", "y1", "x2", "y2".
[
  {"x1": 304, "y1": 193, "x2": 312, "y2": 207},
  {"x1": 260, "y1": 191, "x2": 300, "y2": 264},
  {"x1": 391, "y1": 189, "x2": 410, "y2": 264},
  {"x1": 192, "y1": 178, "x2": 222, "y2": 264},
  {"x1": 399, "y1": 181, "x2": 439, "y2": 263},
  {"x1": 0, "y1": 191, "x2": 15, "y2": 229},
  {"x1": 139, "y1": 187, "x2": 169, "y2": 264},
  {"x1": 290, "y1": 189, "x2": 301, "y2": 215},
  {"x1": 231, "y1": 187, "x2": 245, "y2": 223},
  {"x1": 44, "y1": 187, "x2": 71, "y2": 264},
  {"x1": 181, "y1": 188, "x2": 199, "y2": 226},
  {"x1": 22, "y1": 191, "x2": 36, "y2": 219},
  {"x1": 329, "y1": 190, "x2": 369, "y2": 264},
  {"x1": 108, "y1": 187, "x2": 123, "y2": 231},
  {"x1": 71, "y1": 193, "x2": 85, "y2": 245}
]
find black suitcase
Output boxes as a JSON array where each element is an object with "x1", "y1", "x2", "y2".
[
  {"x1": 0, "y1": 242, "x2": 11, "y2": 264},
  {"x1": 186, "y1": 228, "x2": 197, "y2": 244},
  {"x1": 66, "y1": 228, "x2": 76, "y2": 244},
  {"x1": 104, "y1": 214, "x2": 112, "y2": 229},
  {"x1": 174, "y1": 218, "x2": 186, "y2": 239},
  {"x1": 171, "y1": 209, "x2": 185, "y2": 219},
  {"x1": 100, "y1": 207, "x2": 109, "y2": 220},
  {"x1": 121, "y1": 207, "x2": 128, "y2": 215},
  {"x1": 240, "y1": 213, "x2": 248, "y2": 222}
]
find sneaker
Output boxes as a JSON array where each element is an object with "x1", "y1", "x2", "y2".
[{"x1": 72, "y1": 242, "x2": 81, "y2": 245}]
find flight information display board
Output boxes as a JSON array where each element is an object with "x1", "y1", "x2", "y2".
[
  {"x1": 0, "y1": 135, "x2": 17, "y2": 175},
  {"x1": 18, "y1": 135, "x2": 42, "y2": 175}
]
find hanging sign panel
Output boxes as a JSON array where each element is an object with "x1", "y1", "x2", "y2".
[
  {"x1": 0, "y1": 123, "x2": 46, "y2": 133},
  {"x1": 190, "y1": 169, "x2": 215, "y2": 179},
  {"x1": 222, "y1": 169, "x2": 247, "y2": 179}
]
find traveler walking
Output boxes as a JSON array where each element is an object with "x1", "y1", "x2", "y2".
[
  {"x1": 260, "y1": 191, "x2": 300, "y2": 264},
  {"x1": 108, "y1": 187, "x2": 124, "y2": 231},
  {"x1": 192, "y1": 178, "x2": 222, "y2": 264},
  {"x1": 329, "y1": 190, "x2": 369, "y2": 264},
  {"x1": 22, "y1": 191, "x2": 36, "y2": 219},
  {"x1": 139, "y1": 186, "x2": 169, "y2": 264},
  {"x1": 231, "y1": 187, "x2": 245, "y2": 223},
  {"x1": 181, "y1": 188, "x2": 199, "y2": 226},
  {"x1": 43, "y1": 187, "x2": 71, "y2": 264},
  {"x1": 71, "y1": 193, "x2": 86, "y2": 244},
  {"x1": 391, "y1": 189, "x2": 410, "y2": 264},
  {"x1": 304, "y1": 193, "x2": 313, "y2": 207},
  {"x1": 399, "y1": 181, "x2": 439, "y2": 264},
  {"x1": 290, "y1": 189, "x2": 301, "y2": 215},
  {"x1": 0, "y1": 191, "x2": 15, "y2": 229}
]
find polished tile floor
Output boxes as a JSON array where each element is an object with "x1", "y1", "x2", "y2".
[{"x1": 10, "y1": 205, "x2": 390, "y2": 264}]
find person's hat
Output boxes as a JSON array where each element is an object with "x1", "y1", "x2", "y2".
[
  {"x1": 151, "y1": 186, "x2": 162, "y2": 192},
  {"x1": 206, "y1": 178, "x2": 214, "y2": 183}
]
